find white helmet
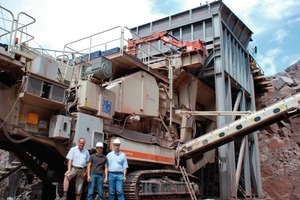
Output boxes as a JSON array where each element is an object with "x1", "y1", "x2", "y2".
[
  {"x1": 113, "y1": 138, "x2": 121, "y2": 144},
  {"x1": 96, "y1": 142, "x2": 103, "y2": 147}
]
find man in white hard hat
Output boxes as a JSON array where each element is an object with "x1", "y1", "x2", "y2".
[
  {"x1": 106, "y1": 138, "x2": 128, "y2": 200},
  {"x1": 86, "y1": 142, "x2": 108, "y2": 200}
]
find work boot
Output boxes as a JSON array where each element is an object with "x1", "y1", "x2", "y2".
[{"x1": 60, "y1": 191, "x2": 67, "y2": 200}]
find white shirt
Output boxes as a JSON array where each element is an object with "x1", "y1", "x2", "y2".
[
  {"x1": 107, "y1": 151, "x2": 128, "y2": 172},
  {"x1": 66, "y1": 146, "x2": 90, "y2": 168}
]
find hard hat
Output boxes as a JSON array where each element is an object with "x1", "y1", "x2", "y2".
[
  {"x1": 113, "y1": 138, "x2": 121, "y2": 144},
  {"x1": 96, "y1": 142, "x2": 103, "y2": 147}
]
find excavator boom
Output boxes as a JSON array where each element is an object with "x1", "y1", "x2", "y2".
[
  {"x1": 128, "y1": 31, "x2": 183, "y2": 48},
  {"x1": 127, "y1": 31, "x2": 206, "y2": 55}
]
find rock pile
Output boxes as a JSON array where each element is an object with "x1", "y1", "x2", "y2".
[{"x1": 256, "y1": 60, "x2": 300, "y2": 200}]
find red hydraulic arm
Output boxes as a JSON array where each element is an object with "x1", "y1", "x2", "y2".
[
  {"x1": 127, "y1": 31, "x2": 183, "y2": 55},
  {"x1": 185, "y1": 40, "x2": 206, "y2": 54},
  {"x1": 127, "y1": 31, "x2": 207, "y2": 56}
]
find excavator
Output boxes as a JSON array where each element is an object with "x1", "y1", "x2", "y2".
[{"x1": 0, "y1": 5, "x2": 300, "y2": 200}]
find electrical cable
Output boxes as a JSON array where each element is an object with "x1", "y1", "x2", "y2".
[
  {"x1": 1, "y1": 123, "x2": 33, "y2": 143},
  {"x1": 116, "y1": 114, "x2": 133, "y2": 134}
]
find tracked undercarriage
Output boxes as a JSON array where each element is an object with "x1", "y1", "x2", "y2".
[{"x1": 124, "y1": 170, "x2": 201, "y2": 200}]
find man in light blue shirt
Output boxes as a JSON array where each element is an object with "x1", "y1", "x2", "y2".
[
  {"x1": 106, "y1": 138, "x2": 128, "y2": 200},
  {"x1": 61, "y1": 137, "x2": 90, "y2": 200}
]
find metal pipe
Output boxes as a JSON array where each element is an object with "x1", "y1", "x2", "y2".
[
  {"x1": 236, "y1": 137, "x2": 245, "y2": 188},
  {"x1": 168, "y1": 57, "x2": 173, "y2": 126},
  {"x1": 175, "y1": 110, "x2": 252, "y2": 116}
]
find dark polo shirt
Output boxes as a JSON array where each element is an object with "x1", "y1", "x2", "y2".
[{"x1": 88, "y1": 153, "x2": 107, "y2": 174}]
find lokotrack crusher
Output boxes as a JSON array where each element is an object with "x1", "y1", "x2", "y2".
[{"x1": 0, "y1": 1, "x2": 299, "y2": 199}]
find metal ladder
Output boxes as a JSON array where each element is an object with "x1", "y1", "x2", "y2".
[{"x1": 179, "y1": 166, "x2": 197, "y2": 200}]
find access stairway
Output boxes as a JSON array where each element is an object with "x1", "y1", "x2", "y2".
[
  {"x1": 250, "y1": 59, "x2": 273, "y2": 94},
  {"x1": 0, "y1": 160, "x2": 24, "y2": 183},
  {"x1": 179, "y1": 166, "x2": 197, "y2": 200}
]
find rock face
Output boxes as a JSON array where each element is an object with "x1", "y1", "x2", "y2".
[{"x1": 256, "y1": 61, "x2": 300, "y2": 200}]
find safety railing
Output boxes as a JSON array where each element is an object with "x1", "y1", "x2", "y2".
[
  {"x1": 62, "y1": 26, "x2": 175, "y2": 67},
  {"x1": 123, "y1": 26, "x2": 173, "y2": 67},
  {"x1": 63, "y1": 26, "x2": 124, "y2": 62},
  {"x1": 0, "y1": 6, "x2": 15, "y2": 53},
  {"x1": 60, "y1": 26, "x2": 174, "y2": 82},
  {"x1": 0, "y1": 6, "x2": 35, "y2": 53},
  {"x1": 13, "y1": 11, "x2": 36, "y2": 51}
]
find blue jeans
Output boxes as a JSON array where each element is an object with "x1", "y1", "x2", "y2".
[
  {"x1": 88, "y1": 173, "x2": 104, "y2": 200},
  {"x1": 108, "y1": 172, "x2": 124, "y2": 200}
]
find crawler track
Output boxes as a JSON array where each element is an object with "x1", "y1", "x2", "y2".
[{"x1": 124, "y1": 169, "x2": 201, "y2": 200}]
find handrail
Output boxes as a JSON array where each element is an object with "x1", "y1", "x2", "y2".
[
  {"x1": 0, "y1": 6, "x2": 36, "y2": 52},
  {"x1": 0, "y1": 5, "x2": 15, "y2": 52},
  {"x1": 13, "y1": 11, "x2": 36, "y2": 50},
  {"x1": 0, "y1": 15, "x2": 14, "y2": 37},
  {"x1": 63, "y1": 26, "x2": 123, "y2": 58},
  {"x1": 62, "y1": 26, "x2": 175, "y2": 65},
  {"x1": 15, "y1": 12, "x2": 36, "y2": 33},
  {"x1": 123, "y1": 26, "x2": 171, "y2": 61}
]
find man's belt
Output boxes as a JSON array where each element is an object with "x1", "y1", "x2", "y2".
[
  {"x1": 73, "y1": 166, "x2": 85, "y2": 170},
  {"x1": 109, "y1": 171, "x2": 123, "y2": 174}
]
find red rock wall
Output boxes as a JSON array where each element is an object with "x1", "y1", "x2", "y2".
[{"x1": 256, "y1": 61, "x2": 300, "y2": 200}]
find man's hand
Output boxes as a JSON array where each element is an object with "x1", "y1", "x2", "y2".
[{"x1": 64, "y1": 170, "x2": 71, "y2": 176}]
